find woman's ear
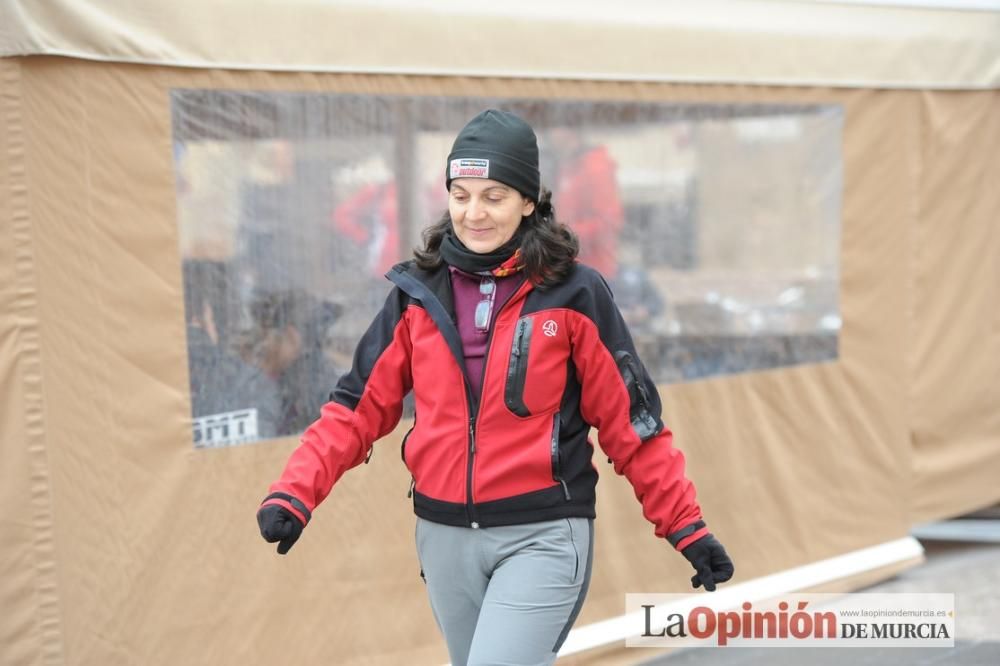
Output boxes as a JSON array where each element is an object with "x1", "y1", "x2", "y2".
[{"x1": 521, "y1": 197, "x2": 536, "y2": 217}]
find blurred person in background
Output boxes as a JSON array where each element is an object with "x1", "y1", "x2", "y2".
[
  {"x1": 547, "y1": 126, "x2": 625, "y2": 279},
  {"x1": 331, "y1": 155, "x2": 449, "y2": 299},
  {"x1": 609, "y1": 242, "x2": 668, "y2": 335},
  {"x1": 331, "y1": 156, "x2": 400, "y2": 281},
  {"x1": 244, "y1": 289, "x2": 343, "y2": 436},
  {"x1": 182, "y1": 259, "x2": 280, "y2": 443},
  {"x1": 256, "y1": 110, "x2": 733, "y2": 665}
]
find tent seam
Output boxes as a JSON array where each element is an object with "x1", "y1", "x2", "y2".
[
  {"x1": 2, "y1": 52, "x2": 998, "y2": 92},
  {"x1": 2, "y1": 58, "x2": 66, "y2": 665}
]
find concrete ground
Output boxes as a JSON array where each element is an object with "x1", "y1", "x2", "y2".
[{"x1": 639, "y1": 537, "x2": 1000, "y2": 666}]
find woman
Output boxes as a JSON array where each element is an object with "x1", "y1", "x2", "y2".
[{"x1": 257, "y1": 110, "x2": 734, "y2": 665}]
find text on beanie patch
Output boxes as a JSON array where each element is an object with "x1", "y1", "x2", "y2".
[{"x1": 450, "y1": 158, "x2": 490, "y2": 179}]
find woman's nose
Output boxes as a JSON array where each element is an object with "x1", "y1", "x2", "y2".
[{"x1": 466, "y1": 198, "x2": 486, "y2": 220}]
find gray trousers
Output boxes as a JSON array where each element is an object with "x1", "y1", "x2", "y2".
[{"x1": 415, "y1": 517, "x2": 594, "y2": 666}]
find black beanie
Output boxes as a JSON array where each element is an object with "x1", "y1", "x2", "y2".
[{"x1": 446, "y1": 109, "x2": 541, "y2": 202}]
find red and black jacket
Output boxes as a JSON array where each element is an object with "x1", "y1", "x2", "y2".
[{"x1": 262, "y1": 260, "x2": 708, "y2": 551}]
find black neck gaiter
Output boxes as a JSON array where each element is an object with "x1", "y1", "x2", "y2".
[{"x1": 439, "y1": 229, "x2": 522, "y2": 275}]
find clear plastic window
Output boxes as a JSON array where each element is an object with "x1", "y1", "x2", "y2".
[{"x1": 172, "y1": 91, "x2": 842, "y2": 447}]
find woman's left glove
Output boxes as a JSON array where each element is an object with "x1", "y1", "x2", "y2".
[{"x1": 681, "y1": 534, "x2": 734, "y2": 591}]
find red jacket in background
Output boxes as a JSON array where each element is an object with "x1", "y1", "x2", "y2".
[
  {"x1": 332, "y1": 182, "x2": 400, "y2": 278},
  {"x1": 555, "y1": 146, "x2": 625, "y2": 278}
]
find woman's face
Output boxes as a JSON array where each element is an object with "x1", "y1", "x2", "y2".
[{"x1": 449, "y1": 178, "x2": 535, "y2": 254}]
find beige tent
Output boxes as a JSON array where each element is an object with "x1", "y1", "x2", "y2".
[{"x1": 2, "y1": 1, "x2": 999, "y2": 664}]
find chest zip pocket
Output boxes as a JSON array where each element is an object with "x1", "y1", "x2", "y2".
[
  {"x1": 551, "y1": 413, "x2": 571, "y2": 500},
  {"x1": 504, "y1": 317, "x2": 533, "y2": 417}
]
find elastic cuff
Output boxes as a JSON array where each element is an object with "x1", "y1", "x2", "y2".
[
  {"x1": 666, "y1": 519, "x2": 706, "y2": 549},
  {"x1": 674, "y1": 527, "x2": 710, "y2": 552},
  {"x1": 262, "y1": 492, "x2": 311, "y2": 525}
]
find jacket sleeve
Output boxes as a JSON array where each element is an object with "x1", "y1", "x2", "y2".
[
  {"x1": 261, "y1": 287, "x2": 413, "y2": 524},
  {"x1": 569, "y1": 273, "x2": 708, "y2": 551}
]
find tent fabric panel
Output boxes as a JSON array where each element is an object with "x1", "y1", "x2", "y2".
[
  {"x1": 1, "y1": 1, "x2": 999, "y2": 89},
  {"x1": 909, "y1": 90, "x2": 1000, "y2": 522}
]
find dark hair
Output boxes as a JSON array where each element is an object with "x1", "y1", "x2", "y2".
[
  {"x1": 249, "y1": 289, "x2": 342, "y2": 353},
  {"x1": 413, "y1": 189, "x2": 579, "y2": 289}
]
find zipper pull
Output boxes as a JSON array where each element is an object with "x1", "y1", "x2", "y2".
[
  {"x1": 407, "y1": 477, "x2": 415, "y2": 498},
  {"x1": 469, "y1": 419, "x2": 476, "y2": 454}
]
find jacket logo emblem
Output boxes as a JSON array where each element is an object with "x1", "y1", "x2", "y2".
[{"x1": 542, "y1": 320, "x2": 558, "y2": 337}]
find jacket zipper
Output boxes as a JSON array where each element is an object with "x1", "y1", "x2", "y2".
[
  {"x1": 400, "y1": 426, "x2": 415, "y2": 497},
  {"x1": 551, "y1": 413, "x2": 571, "y2": 500},
  {"x1": 504, "y1": 317, "x2": 533, "y2": 417},
  {"x1": 468, "y1": 278, "x2": 530, "y2": 528},
  {"x1": 466, "y1": 417, "x2": 477, "y2": 526},
  {"x1": 400, "y1": 426, "x2": 414, "y2": 465},
  {"x1": 387, "y1": 267, "x2": 531, "y2": 528}
]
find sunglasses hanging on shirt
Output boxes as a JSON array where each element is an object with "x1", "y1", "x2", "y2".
[{"x1": 474, "y1": 278, "x2": 496, "y2": 333}]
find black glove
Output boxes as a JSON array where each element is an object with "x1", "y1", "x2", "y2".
[
  {"x1": 681, "y1": 533, "x2": 734, "y2": 592},
  {"x1": 257, "y1": 504, "x2": 304, "y2": 555}
]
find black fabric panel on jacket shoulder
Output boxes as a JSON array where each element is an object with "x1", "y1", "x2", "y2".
[{"x1": 407, "y1": 261, "x2": 456, "y2": 322}]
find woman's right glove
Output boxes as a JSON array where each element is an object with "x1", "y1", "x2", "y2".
[
  {"x1": 681, "y1": 533, "x2": 734, "y2": 592},
  {"x1": 256, "y1": 495, "x2": 309, "y2": 554}
]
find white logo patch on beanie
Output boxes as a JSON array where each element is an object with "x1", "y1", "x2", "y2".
[{"x1": 450, "y1": 158, "x2": 490, "y2": 179}]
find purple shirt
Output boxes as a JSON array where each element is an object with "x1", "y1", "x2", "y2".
[{"x1": 449, "y1": 266, "x2": 524, "y2": 398}]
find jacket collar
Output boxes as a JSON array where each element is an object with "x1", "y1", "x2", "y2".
[{"x1": 387, "y1": 260, "x2": 455, "y2": 322}]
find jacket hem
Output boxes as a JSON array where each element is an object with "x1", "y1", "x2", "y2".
[{"x1": 412, "y1": 487, "x2": 596, "y2": 528}]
